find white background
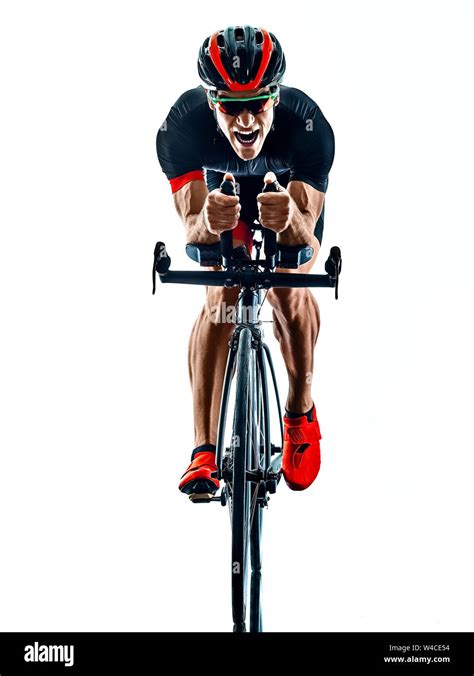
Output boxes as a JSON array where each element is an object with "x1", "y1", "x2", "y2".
[{"x1": 1, "y1": 0, "x2": 473, "y2": 632}]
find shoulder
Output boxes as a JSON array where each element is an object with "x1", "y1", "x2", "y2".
[
  {"x1": 276, "y1": 85, "x2": 334, "y2": 153},
  {"x1": 278, "y1": 86, "x2": 333, "y2": 136},
  {"x1": 278, "y1": 85, "x2": 320, "y2": 120},
  {"x1": 158, "y1": 86, "x2": 214, "y2": 142},
  {"x1": 165, "y1": 86, "x2": 209, "y2": 123},
  {"x1": 156, "y1": 87, "x2": 215, "y2": 178},
  {"x1": 274, "y1": 86, "x2": 335, "y2": 190},
  {"x1": 157, "y1": 86, "x2": 213, "y2": 153}
]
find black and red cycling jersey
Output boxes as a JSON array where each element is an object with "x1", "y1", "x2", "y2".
[{"x1": 156, "y1": 84, "x2": 335, "y2": 244}]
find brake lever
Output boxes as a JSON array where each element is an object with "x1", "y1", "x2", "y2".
[
  {"x1": 324, "y1": 246, "x2": 342, "y2": 299},
  {"x1": 152, "y1": 241, "x2": 171, "y2": 294}
]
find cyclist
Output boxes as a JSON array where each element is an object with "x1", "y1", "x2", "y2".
[{"x1": 157, "y1": 25, "x2": 335, "y2": 494}]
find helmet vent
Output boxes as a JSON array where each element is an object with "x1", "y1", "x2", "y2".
[
  {"x1": 255, "y1": 30, "x2": 263, "y2": 44},
  {"x1": 217, "y1": 33, "x2": 225, "y2": 47},
  {"x1": 234, "y1": 27, "x2": 245, "y2": 41}
]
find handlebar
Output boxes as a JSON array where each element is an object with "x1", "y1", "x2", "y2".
[{"x1": 152, "y1": 241, "x2": 342, "y2": 297}]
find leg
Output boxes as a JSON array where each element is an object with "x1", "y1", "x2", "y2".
[
  {"x1": 267, "y1": 245, "x2": 320, "y2": 413},
  {"x1": 268, "y1": 246, "x2": 324, "y2": 491},
  {"x1": 188, "y1": 284, "x2": 240, "y2": 447}
]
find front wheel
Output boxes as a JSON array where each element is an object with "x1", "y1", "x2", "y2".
[{"x1": 229, "y1": 328, "x2": 262, "y2": 632}]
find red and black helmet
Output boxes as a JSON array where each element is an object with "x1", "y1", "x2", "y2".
[{"x1": 198, "y1": 26, "x2": 286, "y2": 92}]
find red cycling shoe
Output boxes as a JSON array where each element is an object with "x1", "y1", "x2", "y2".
[
  {"x1": 179, "y1": 451, "x2": 220, "y2": 495},
  {"x1": 281, "y1": 404, "x2": 322, "y2": 491}
]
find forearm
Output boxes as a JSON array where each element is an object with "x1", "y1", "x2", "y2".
[
  {"x1": 172, "y1": 180, "x2": 218, "y2": 244},
  {"x1": 278, "y1": 181, "x2": 325, "y2": 247},
  {"x1": 184, "y1": 210, "x2": 219, "y2": 244},
  {"x1": 277, "y1": 197, "x2": 321, "y2": 247}
]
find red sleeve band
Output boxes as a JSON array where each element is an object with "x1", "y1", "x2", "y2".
[{"x1": 169, "y1": 170, "x2": 205, "y2": 193}]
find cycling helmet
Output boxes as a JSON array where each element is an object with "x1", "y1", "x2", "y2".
[{"x1": 198, "y1": 25, "x2": 286, "y2": 92}]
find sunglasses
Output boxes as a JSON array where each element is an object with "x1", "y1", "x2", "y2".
[{"x1": 208, "y1": 87, "x2": 279, "y2": 116}]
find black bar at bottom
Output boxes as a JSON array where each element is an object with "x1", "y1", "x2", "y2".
[{"x1": 0, "y1": 631, "x2": 471, "y2": 673}]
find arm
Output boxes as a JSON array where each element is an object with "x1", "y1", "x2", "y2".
[
  {"x1": 156, "y1": 90, "x2": 237, "y2": 244},
  {"x1": 257, "y1": 99, "x2": 334, "y2": 248},
  {"x1": 257, "y1": 175, "x2": 324, "y2": 248},
  {"x1": 172, "y1": 180, "x2": 217, "y2": 244},
  {"x1": 172, "y1": 175, "x2": 241, "y2": 244},
  {"x1": 281, "y1": 180, "x2": 324, "y2": 247}
]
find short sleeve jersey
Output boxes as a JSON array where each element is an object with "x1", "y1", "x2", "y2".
[{"x1": 157, "y1": 85, "x2": 335, "y2": 242}]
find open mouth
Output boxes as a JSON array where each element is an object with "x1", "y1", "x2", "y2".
[{"x1": 234, "y1": 130, "x2": 259, "y2": 146}]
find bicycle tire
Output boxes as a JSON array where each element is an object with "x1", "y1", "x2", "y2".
[
  {"x1": 230, "y1": 327, "x2": 255, "y2": 632},
  {"x1": 248, "y1": 351, "x2": 266, "y2": 633},
  {"x1": 249, "y1": 498, "x2": 263, "y2": 632}
]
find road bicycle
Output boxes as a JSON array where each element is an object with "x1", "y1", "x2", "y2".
[{"x1": 152, "y1": 178, "x2": 342, "y2": 632}]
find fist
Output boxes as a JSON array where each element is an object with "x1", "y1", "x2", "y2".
[
  {"x1": 257, "y1": 172, "x2": 292, "y2": 233},
  {"x1": 204, "y1": 188, "x2": 241, "y2": 236}
]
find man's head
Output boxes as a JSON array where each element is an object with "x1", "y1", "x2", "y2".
[
  {"x1": 207, "y1": 85, "x2": 279, "y2": 160},
  {"x1": 198, "y1": 26, "x2": 286, "y2": 160}
]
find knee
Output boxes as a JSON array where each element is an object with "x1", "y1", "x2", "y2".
[
  {"x1": 268, "y1": 287, "x2": 310, "y2": 321},
  {"x1": 269, "y1": 288, "x2": 320, "y2": 338}
]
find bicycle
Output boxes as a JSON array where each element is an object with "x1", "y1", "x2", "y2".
[{"x1": 152, "y1": 178, "x2": 342, "y2": 632}]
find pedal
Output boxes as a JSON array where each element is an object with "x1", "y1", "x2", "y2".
[{"x1": 188, "y1": 493, "x2": 214, "y2": 503}]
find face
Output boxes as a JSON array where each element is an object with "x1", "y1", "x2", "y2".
[{"x1": 209, "y1": 87, "x2": 277, "y2": 161}]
